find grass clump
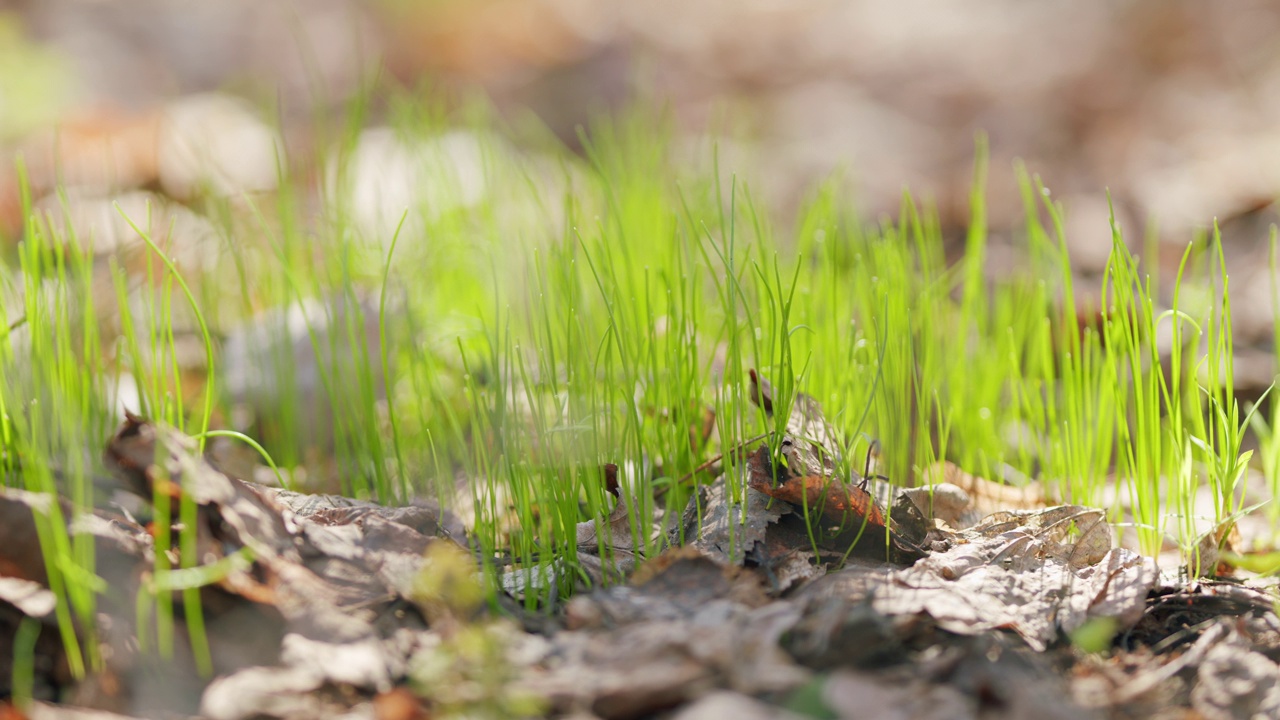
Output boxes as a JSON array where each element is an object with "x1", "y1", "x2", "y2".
[{"x1": 0, "y1": 94, "x2": 1268, "y2": 640}]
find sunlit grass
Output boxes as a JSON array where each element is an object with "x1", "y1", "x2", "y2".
[{"x1": 0, "y1": 93, "x2": 1267, "y2": 663}]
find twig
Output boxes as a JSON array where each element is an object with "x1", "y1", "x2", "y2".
[{"x1": 656, "y1": 432, "x2": 772, "y2": 496}]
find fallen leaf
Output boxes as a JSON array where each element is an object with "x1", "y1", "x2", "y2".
[
  {"x1": 874, "y1": 506, "x2": 1155, "y2": 651},
  {"x1": 744, "y1": 444, "x2": 924, "y2": 564}
]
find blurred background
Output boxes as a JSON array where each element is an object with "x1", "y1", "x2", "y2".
[
  {"x1": 5, "y1": 0, "x2": 1280, "y2": 391},
  {"x1": 6, "y1": 1, "x2": 1280, "y2": 227}
]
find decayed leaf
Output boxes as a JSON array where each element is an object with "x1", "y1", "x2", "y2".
[
  {"x1": 898, "y1": 482, "x2": 979, "y2": 530},
  {"x1": 756, "y1": 547, "x2": 824, "y2": 595},
  {"x1": 820, "y1": 636, "x2": 1091, "y2": 720},
  {"x1": 784, "y1": 595, "x2": 905, "y2": 670},
  {"x1": 875, "y1": 505, "x2": 1155, "y2": 651},
  {"x1": 967, "y1": 505, "x2": 1112, "y2": 568},
  {"x1": 575, "y1": 464, "x2": 640, "y2": 552},
  {"x1": 575, "y1": 463, "x2": 650, "y2": 585},
  {"x1": 746, "y1": 447, "x2": 887, "y2": 529},
  {"x1": 741, "y1": 372, "x2": 930, "y2": 564},
  {"x1": 0, "y1": 490, "x2": 60, "y2": 584},
  {"x1": 681, "y1": 473, "x2": 788, "y2": 566}
]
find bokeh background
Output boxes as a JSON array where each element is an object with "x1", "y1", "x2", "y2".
[{"x1": 6, "y1": 0, "x2": 1280, "y2": 386}]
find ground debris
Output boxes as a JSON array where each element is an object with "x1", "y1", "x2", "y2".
[
  {"x1": 875, "y1": 505, "x2": 1154, "y2": 651},
  {"x1": 524, "y1": 601, "x2": 808, "y2": 719},
  {"x1": 1073, "y1": 620, "x2": 1280, "y2": 718},
  {"x1": 819, "y1": 637, "x2": 1091, "y2": 720},
  {"x1": 574, "y1": 464, "x2": 647, "y2": 585},
  {"x1": 678, "y1": 472, "x2": 788, "y2": 566},
  {"x1": 566, "y1": 546, "x2": 768, "y2": 630},
  {"x1": 783, "y1": 595, "x2": 907, "y2": 670},
  {"x1": 0, "y1": 417, "x2": 491, "y2": 719},
  {"x1": 1191, "y1": 627, "x2": 1280, "y2": 720},
  {"x1": 742, "y1": 371, "x2": 933, "y2": 565},
  {"x1": 1123, "y1": 580, "x2": 1280, "y2": 652},
  {"x1": 742, "y1": 442, "x2": 927, "y2": 565},
  {"x1": 12, "y1": 416, "x2": 1280, "y2": 719}
]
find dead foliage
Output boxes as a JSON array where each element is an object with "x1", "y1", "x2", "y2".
[{"x1": 4, "y1": 382, "x2": 1280, "y2": 718}]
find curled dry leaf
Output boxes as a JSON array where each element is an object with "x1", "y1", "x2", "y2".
[
  {"x1": 743, "y1": 370, "x2": 926, "y2": 564},
  {"x1": 876, "y1": 505, "x2": 1155, "y2": 651},
  {"x1": 744, "y1": 444, "x2": 925, "y2": 564}
]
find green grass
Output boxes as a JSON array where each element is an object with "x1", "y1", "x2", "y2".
[{"x1": 0, "y1": 93, "x2": 1271, "y2": 670}]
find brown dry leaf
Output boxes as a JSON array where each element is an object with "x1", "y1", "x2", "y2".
[
  {"x1": 1186, "y1": 517, "x2": 1245, "y2": 579},
  {"x1": 747, "y1": 452, "x2": 887, "y2": 531},
  {"x1": 744, "y1": 444, "x2": 925, "y2": 565},
  {"x1": 822, "y1": 638, "x2": 1092, "y2": 720},
  {"x1": 628, "y1": 546, "x2": 766, "y2": 609},
  {"x1": 876, "y1": 505, "x2": 1154, "y2": 651},
  {"x1": 967, "y1": 505, "x2": 1112, "y2": 568},
  {"x1": 757, "y1": 547, "x2": 824, "y2": 595},
  {"x1": 0, "y1": 490, "x2": 62, "y2": 584},
  {"x1": 821, "y1": 671, "x2": 975, "y2": 720},
  {"x1": 0, "y1": 488, "x2": 154, "y2": 711},
  {"x1": 269, "y1": 489, "x2": 466, "y2": 543},
  {"x1": 97, "y1": 416, "x2": 484, "y2": 716},
  {"x1": 575, "y1": 464, "x2": 639, "y2": 552},
  {"x1": 784, "y1": 595, "x2": 905, "y2": 670},
  {"x1": 898, "y1": 482, "x2": 979, "y2": 530}
]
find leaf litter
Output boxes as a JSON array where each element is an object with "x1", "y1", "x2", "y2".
[{"x1": 4, "y1": 378, "x2": 1280, "y2": 718}]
